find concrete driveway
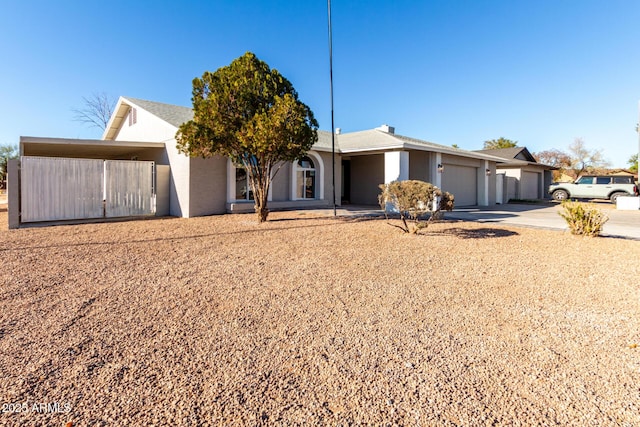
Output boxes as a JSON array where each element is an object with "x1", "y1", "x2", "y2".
[
  {"x1": 447, "y1": 202, "x2": 640, "y2": 240},
  {"x1": 306, "y1": 202, "x2": 640, "y2": 240}
]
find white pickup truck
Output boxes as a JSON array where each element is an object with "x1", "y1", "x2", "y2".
[{"x1": 548, "y1": 175, "x2": 638, "y2": 203}]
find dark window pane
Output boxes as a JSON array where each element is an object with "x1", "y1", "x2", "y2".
[
  {"x1": 235, "y1": 168, "x2": 252, "y2": 200},
  {"x1": 298, "y1": 156, "x2": 314, "y2": 169},
  {"x1": 577, "y1": 177, "x2": 593, "y2": 184},
  {"x1": 613, "y1": 176, "x2": 632, "y2": 183}
]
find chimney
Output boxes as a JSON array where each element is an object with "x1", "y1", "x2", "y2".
[
  {"x1": 335, "y1": 128, "x2": 341, "y2": 135},
  {"x1": 375, "y1": 124, "x2": 395, "y2": 134}
]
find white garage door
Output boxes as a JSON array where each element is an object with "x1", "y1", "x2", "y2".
[
  {"x1": 521, "y1": 171, "x2": 539, "y2": 200},
  {"x1": 442, "y1": 164, "x2": 477, "y2": 206}
]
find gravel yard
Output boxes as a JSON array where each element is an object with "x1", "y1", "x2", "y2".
[{"x1": 1, "y1": 208, "x2": 639, "y2": 426}]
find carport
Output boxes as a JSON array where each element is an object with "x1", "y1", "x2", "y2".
[{"x1": 8, "y1": 137, "x2": 170, "y2": 229}]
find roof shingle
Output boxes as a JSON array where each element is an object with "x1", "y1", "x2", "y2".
[{"x1": 123, "y1": 97, "x2": 193, "y2": 128}]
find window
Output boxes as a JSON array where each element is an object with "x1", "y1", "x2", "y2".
[
  {"x1": 576, "y1": 176, "x2": 593, "y2": 184},
  {"x1": 613, "y1": 176, "x2": 633, "y2": 184},
  {"x1": 595, "y1": 177, "x2": 611, "y2": 184},
  {"x1": 296, "y1": 156, "x2": 316, "y2": 199},
  {"x1": 235, "y1": 168, "x2": 253, "y2": 201}
]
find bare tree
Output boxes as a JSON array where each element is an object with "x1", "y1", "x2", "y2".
[
  {"x1": 72, "y1": 92, "x2": 116, "y2": 130},
  {"x1": 568, "y1": 138, "x2": 610, "y2": 177},
  {"x1": 533, "y1": 148, "x2": 572, "y2": 181}
]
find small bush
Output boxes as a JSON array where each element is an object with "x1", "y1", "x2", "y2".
[
  {"x1": 378, "y1": 180, "x2": 454, "y2": 234},
  {"x1": 559, "y1": 201, "x2": 609, "y2": 236}
]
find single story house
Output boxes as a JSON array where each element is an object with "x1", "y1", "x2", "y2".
[
  {"x1": 475, "y1": 147, "x2": 556, "y2": 202},
  {"x1": 9, "y1": 97, "x2": 510, "y2": 228}
]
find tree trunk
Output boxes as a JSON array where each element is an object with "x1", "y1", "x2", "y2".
[
  {"x1": 245, "y1": 161, "x2": 272, "y2": 223},
  {"x1": 254, "y1": 183, "x2": 270, "y2": 223},
  {"x1": 256, "y1": 204, "x2": 269, "y2": 222}
]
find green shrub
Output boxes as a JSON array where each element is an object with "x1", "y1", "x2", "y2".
[
  {"x1": 378, "y1": 180, "x2": 454, "y2": 234},
  {"x1": 559, "y1": 201, "x2": 609, "y2": 236}
]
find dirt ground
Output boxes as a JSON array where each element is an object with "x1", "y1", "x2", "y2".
[{"x1": 1, "y1": 208, "x2": 639, "y2": 426}]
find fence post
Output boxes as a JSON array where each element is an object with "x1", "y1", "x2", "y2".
[{"x1": 8, "y1": 159, "x2": 20, "y2": 229}]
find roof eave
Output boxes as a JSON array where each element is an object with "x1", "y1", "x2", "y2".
[
  {"x1": 339, "y1": 144, "x2": 405, "y2": 154},
  {"x1": 402, "y1": 142, "x2": 507, "y2": 162},
  {"x1": 102, "y1": 97, "x2": 131, "y2": 141}
]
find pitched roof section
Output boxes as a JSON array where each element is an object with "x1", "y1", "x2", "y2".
[
  {"x1": 337, "y1": 129, "x2": 404, "y2": 152},
  {"x1": 338, "y1": 129, "x2": 507, "y2": 162},
  {"x1": 102, "y1": 97, "x2": 510, "y2": 162},
  {"x1": 475, "y1": 147, "x2": 536, "y2": 162},
  {"x1": 475, "y1": 146, "x2": 558, "y2": 169},
  {"x1": 314, "y1": 130, "x2": 339, "y2": 152},
  {"x1": 103, "y1": 96, "x2": 194, "y2": 140},
  {"x1": 123, "y1": 97, "x2": 193, "y2": 128}
]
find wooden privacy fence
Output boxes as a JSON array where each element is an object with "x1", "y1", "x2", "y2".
[{"x1": 21, "y1": 156, "x2": 155, "y2": 223}]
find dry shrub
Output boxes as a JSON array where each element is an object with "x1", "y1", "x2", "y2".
[
  {"x1": 378, "y1": 180, "x2": 454, "y2": 234},
  {"x1": 559, "y1": 201, "x2": 609, "y2": 236}
]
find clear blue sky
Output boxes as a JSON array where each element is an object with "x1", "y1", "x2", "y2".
[{"x1": 2, "y1": 0, "x2": 639, "y2": 167}]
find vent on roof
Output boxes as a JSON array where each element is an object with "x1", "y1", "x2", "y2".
[
  {"x1": 376, "y1": 124, "x2": 394, "y2": 134},
  {"x1": 128, "y1": 107, "x2": 137, "y2": 126}
]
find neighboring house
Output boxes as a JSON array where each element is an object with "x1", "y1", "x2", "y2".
[
  {"x1": 475, "y1": 147, "x2": 556, "y2": 202},
  {"x1": 10, "y1": 97, "x2": 507, "y2": 228}
]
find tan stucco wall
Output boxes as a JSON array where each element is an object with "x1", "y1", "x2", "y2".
[
  {"x1": 163, "y1": 141, "x2": 191, "y2": 217},
  {"x1": 128, "y1": 147, "x2": 170, "y2": 165},
  {"x1": 317, "y1": 151, "x2": 341, "y2": 206},
  {"x1": 350, "y1": 154, "x2": 384, "y2": 205},
  {"x1": 408, "y1": 150, "x2": 431, "y2": 182},
  {"x1": 487, "y1": 163, "x2": 497, "y2": 204},
  {"x1": 189, "y1": 156, "x2": 227, "y2": 216},
  {"x1": 272, "y1": 162, "x2": 290, "y2": 202},
  {"x1": 441, "y1": 154, "x2": 482, "y2": 168}
]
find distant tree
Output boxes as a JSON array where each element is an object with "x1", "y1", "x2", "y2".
[
  {"x1": 452, "y1": 144, "x2": 460, "y2": 149},
  {"x1": 72, "y1": 92, "x2": 116, "y2": 130},
  {"x1": 483, "y1": 137, "x2": 517, "y2": 150},
  {"x1": 533, "y1": 148, "x2": 572, "y2": 181},
  {"x1": 0, "y1": 144, "x2": 19, "y2": 185},
  {"x1": 567, "y1": 138, "x2": 609, "y2": 177},
  {"x1": 628, "y1": 153, "x2": 638, "y2": 173},
  {"x1": 176, "y1": 52, "x2": 318, "y2": 222}
]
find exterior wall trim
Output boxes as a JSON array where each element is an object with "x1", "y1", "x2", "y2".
[{"x1": 291, "y1": 150, "x2": 324, "y2": 201}]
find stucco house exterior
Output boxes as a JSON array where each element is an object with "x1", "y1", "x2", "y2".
[
  {"x1": 476, "y1": 147, "x2": 556, "y2": 202},
  {"x1": 10, "y1": 97, "x2": 508, "y2": 228}
]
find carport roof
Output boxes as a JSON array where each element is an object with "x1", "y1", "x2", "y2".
[{"x1": 20, "y1": 136, "x2": 165, "y2": 159}]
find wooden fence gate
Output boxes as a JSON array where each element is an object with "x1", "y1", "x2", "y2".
[{"x1": 21, "y1": 156, "x2": 155, "y2": 223}]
